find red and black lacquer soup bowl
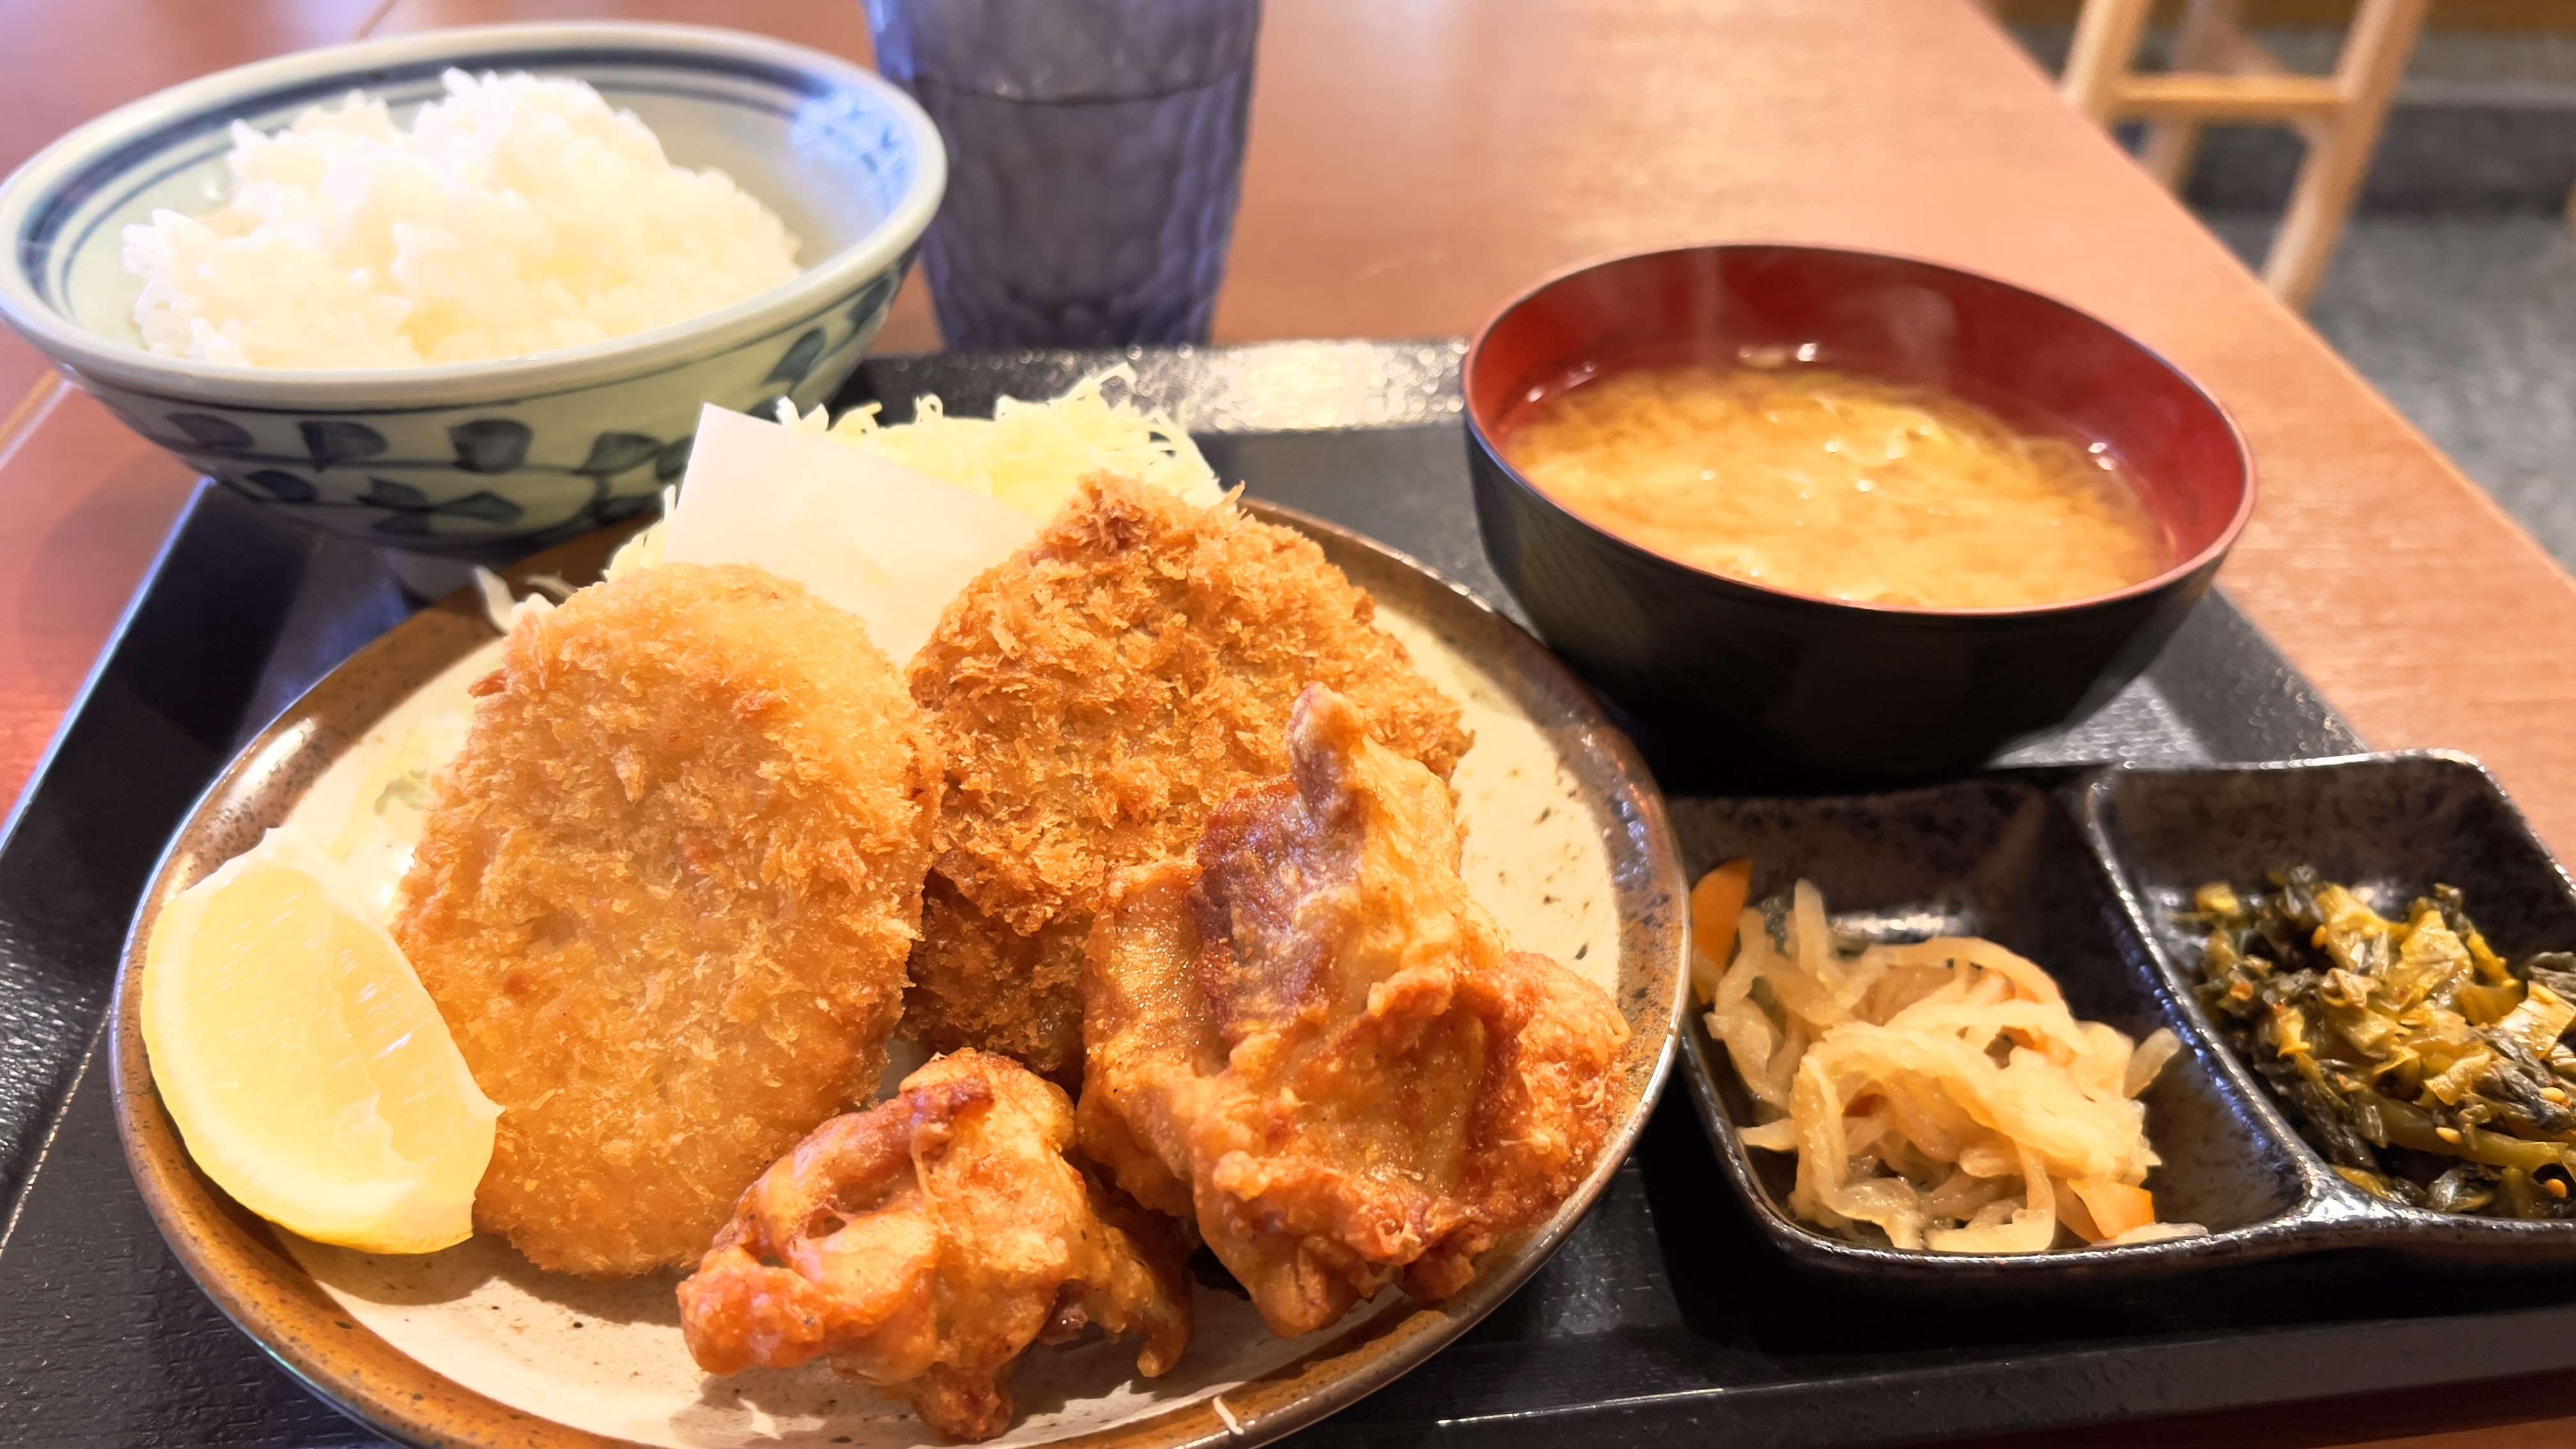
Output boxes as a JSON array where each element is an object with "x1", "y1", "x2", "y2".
[{"x1": 1463, "y1": 244, "x2": 2254, "y2": 784}]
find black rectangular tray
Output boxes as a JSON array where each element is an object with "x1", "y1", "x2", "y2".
[{"x1": 12, "y1": 341, "x2": 2576, "y2": 1449}]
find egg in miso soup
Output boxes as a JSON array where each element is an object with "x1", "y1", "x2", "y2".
[{"x1": 1499, "y1": 364, "x2": 2167, "y2": 611}]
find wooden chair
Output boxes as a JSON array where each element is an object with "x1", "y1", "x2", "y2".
[{"x1": 2056, "y1": 0, "x2": 2428, "y2": 310}]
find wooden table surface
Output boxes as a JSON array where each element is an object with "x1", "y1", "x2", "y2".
[{"x1": 6, "y1": 1, "x2": 2576, "y2": 1445}]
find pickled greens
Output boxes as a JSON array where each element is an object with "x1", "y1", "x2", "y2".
[{"x1": 2187, "y1": 868, "x2": 2576, "y2": 1218}]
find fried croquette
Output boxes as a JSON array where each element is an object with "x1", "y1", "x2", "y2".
[
  {"x1": 678, "y1": 1049, "x2": 1192, "y2": 1443},
  {"x1": 905, "y1": 475, "x2": 1473, "y2": 1078},
  {"x1": 1078, "y1": 686, "x2": 1628, "y2": 1337},
  {"x1": 395, "y1": 562, "x2": 939, "y2": 1278}
]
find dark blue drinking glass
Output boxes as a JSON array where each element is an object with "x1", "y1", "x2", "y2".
[{"x1": 864, "y1": 0, "x2": 1261, "y2": 348}]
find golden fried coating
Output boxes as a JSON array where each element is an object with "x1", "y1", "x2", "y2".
[
  {"x1": 395, "y1": 563, "x2": 938, "y2": 1278},
  {"x1": 677, "y1": 1050, "x2": 1192, "y2": 1442},
  {"x1": 1078, "y1": 686, "x2": 1629, "y2": 1337},
  {"x1": 906, "y1": 475, "x2": 1473, "y2": 1077},
  {"x1": 908, "y1": 878, "x2": 1091, "y2": 1080}
]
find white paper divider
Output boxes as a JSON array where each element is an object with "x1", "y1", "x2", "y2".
[{"x1": 664, "y1": 404, "x2": 1041, "y2": 664}]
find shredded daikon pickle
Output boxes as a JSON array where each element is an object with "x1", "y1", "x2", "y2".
[
  {"x1": 778, "y1": 364, "x2": 1222, "y2": 518},
  {"x1": 1699, "y1": 873, "x2": 2206, "y2": 1253}
]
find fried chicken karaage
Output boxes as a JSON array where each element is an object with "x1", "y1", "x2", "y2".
[
  {"x1": 1077, "y1": 686, "x2": 1629, "y2": 1337},
  {"x1": 678, "y1": 1049, "x2": 1192, "y2": 1442},
  {"x1": 905, "y1": 475, "x2": 1473, "y2": 1079},
  {"x1": 396, "y1": 562, "x2": 938, "y2": 1278}
]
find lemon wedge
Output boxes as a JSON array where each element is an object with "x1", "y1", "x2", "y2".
[{"x1": 141, "y1": 826, "x2": 498, "y2": 1253}]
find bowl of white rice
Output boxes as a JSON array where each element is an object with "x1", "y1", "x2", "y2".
[{"x1": 0, "y1": 23, "x2": 944, "y2": 558}]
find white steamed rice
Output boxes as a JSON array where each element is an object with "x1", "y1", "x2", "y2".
[{"x1": 122, "y1": 70, "x2": 802, "y2": 369}]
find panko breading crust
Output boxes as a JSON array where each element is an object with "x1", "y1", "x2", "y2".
[
  {"x1": 1078, "y1": 686, "x2": 1629, "y2": 1337},
  {"x1": 396, "y1": 562, "x2": 939, "y2": 1278},
  {"x1": 905, "y1": 475, "x2": 1473, "y2": 1078},
  {"x1": 677, "y1": 1049, "x2": 1192, "y2": 1443}
]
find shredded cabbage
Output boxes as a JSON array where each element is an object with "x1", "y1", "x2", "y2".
[
  {"x1": 778, "y1": 364, "x2": 1222, "y2": 518},
  {"x1": 606, "y1": 368, "x2": 1218, "y2": 581},
  {"x1": 1701, "y1": 874, "x2": 2206, "y2": 1254},
  {"x1": 601, "y1": 486, "x2": 676, "y2": 581}
]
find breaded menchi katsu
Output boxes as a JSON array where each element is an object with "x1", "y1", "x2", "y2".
[
  {"x1": 901, "y1": 475, "x2": 1473, "y2": 1080},
  {"x1": 396, "y1": 562, "x2": 939, "y2": 1278}
]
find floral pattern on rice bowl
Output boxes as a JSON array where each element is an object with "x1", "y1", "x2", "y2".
[{"x1": 82, "y1": 266, "x2": 901, "y2": 556}]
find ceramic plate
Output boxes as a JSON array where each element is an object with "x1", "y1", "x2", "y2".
[{"x1": 110, "y1": 503, "x2": 1687, "y2": 1449}]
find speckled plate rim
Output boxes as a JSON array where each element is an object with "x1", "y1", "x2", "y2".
[{"x1": 109, "y1": 504, "x2": 1689, "y2": 1449}]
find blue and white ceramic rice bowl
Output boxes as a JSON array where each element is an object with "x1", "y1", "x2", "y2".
[{"x1": 0, "y1": 23, "x2": 944, "y2": 558}]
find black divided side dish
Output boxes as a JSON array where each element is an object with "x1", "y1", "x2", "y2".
[
  {"x1": 2085, "y1": 753, "x2": 2576, "y2": 1266},
  {"x1": 15, "y1": 342, "x2": 2576, "y2": 1449},
  {"x1": 1671, "y1": 774, "x2": 2329, "y2": 1289}
]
